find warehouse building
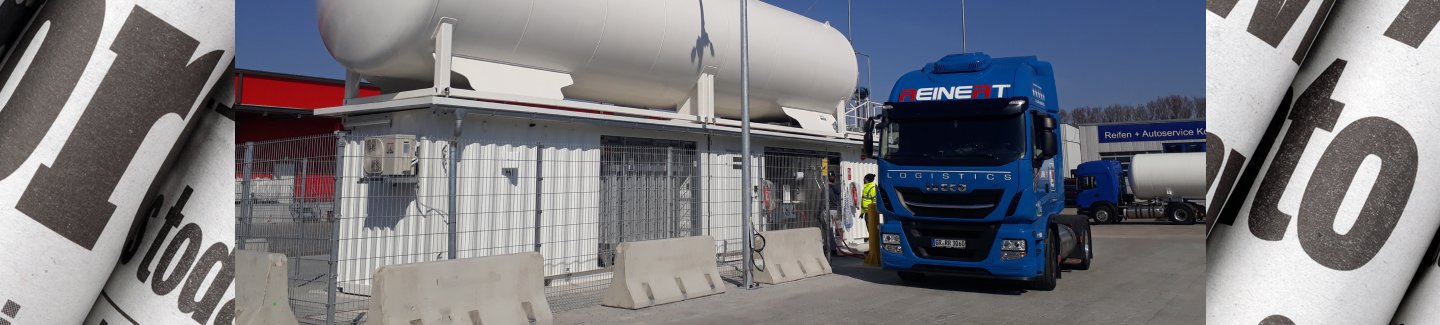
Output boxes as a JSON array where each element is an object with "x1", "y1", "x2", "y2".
[{"x1": 1073, "y1": 119, "x2": 1206, "y2": 172}]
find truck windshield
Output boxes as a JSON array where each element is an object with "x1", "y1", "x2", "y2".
[{"x1": 881, "y1": 113, "x2": 1026, "y2": 166}]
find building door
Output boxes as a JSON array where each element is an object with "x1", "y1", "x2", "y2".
[{"x1": 597, "y1": 136, "x2": 699, "y2": 267}]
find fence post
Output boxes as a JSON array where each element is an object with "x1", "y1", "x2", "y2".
[
  {"x1": 666, "y1": 147, "x2": 675, "y2": 236},
  {"x1": 298, "y1": 157, "x2": 308, "y2": 219},
  {"x1": 824, "y1": 159, "x2": 835, "y2": 259},
  {"x1": 239, "y1": 142, "x2": 254, "y2": 250},
  {"x1": 533, "y1": 145, "x2": 545, "y2": 252},
  {"x1": 326, "y1": 132, "x2": 346, "y2": 325}
]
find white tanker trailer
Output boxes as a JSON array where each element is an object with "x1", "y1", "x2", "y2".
[
  {"x1": 1074, "y1": 153, "x2": 1207, "y2": 224},
  {"x1": 317, "y1": 0, "x2": 858, "y2": 126}
]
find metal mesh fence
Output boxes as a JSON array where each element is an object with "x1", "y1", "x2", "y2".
[
  {"x1": 235, "y1": 135, "x2": 341, "y2": 323},
  {"x1": 236, "y1": 132, "x2": 845, "y2": 324}
]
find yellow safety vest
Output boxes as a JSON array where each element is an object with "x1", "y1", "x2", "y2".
[{"x1": 862, "y1": 182, "x2": 877, "y2": 210}]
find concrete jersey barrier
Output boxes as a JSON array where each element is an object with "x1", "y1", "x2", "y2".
[
  {"x1": 369, "y1": 252, "x2": 553, "y2": 325},
  {"x1": 602, "y1": 236, "x2": 726, "y2": 309},
  {"x1": 235, "y1": 251, "x2": 300, "y2": 325},
  {"x1": 755, "y1": 227, "x2": 832, "y2": 284}
]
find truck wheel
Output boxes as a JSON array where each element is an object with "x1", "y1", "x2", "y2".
[
  {"x1": 1091, "y1": 204, "x2": 1118, "y2": 224},
  {"x1": 1166, "y1": 202, "x2": 1197, "y2": 225},
  {"x1": 897, "y1": 271, "x2": 926, "y2": 282},
  {"x1": 1077, "y1": 221, "x2": 1094, "y2": 270},
  {"x1": 1030, "y1": 230, "x2": 1058, "y2": 291},
  {"x1": 1071, "y1": 217, "x2": 1093, "y2": 270}
]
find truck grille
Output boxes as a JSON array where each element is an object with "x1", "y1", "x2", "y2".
[
  {"x1": 895, "y1": 187, "x2": 1005, "y2": 218},
  {"x1": 902, "y1": 220, "x2": 999, "y2": 262},
  {"x1": 912, "y1": 264, "x2": 993, "y2": 276}
]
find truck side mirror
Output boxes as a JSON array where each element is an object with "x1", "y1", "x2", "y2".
[
  {"x1": 1040, "y1": 131, "x2": 1058, "y2": 160},
  {"x1": 1032, "y1": 112, "x2": 1059, "y2": 164},
  {"x1": 1033, "y1": 112, "x2": 1057, "y2": 130},
  {"x1": 862, "y1": 117, "x2": 876, "y2": 158}
]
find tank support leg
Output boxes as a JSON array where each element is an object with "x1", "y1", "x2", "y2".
[
  {"x1": 679, "y1": 68, "x2": 718, "y2": 122},
  {"x1": 343, "y1": 69, "x2": 360, "y2": 103},
  {"x1": 433, "y1": 18, "x2": 457, "y2": 96}
]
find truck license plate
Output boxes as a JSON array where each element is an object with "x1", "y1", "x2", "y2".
[{"x1": 931, "y1": 238, "x2": 966, "y2": 249}]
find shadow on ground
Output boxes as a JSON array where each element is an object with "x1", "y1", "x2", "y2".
[
  {"x1": 826, "y1": 255, "x2": 1031, "y2": 296},
  {"x1": 1107, "y1": 220, "x2": 1201, "y2": 226}
]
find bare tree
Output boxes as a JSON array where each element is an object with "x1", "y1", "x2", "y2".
[{"x1": 1062, "y1": 95, "x2": 1204, "y2": 125}]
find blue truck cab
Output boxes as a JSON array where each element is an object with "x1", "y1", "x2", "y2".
[
  {"x1": 862, "y1": 53, "x2": 1091, "y2": 290},
  {"x1": 1073, "y1": 156, "x2": 1206, "y2": 225},
  {"x1": 1074, "y1": 160, "x2": 1127, "y2": 222}
]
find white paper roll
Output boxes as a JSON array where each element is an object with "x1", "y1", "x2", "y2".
[
  {"x1": 1208, "y1": 0, "x2": 1440, "y2": 323},
  {"x1": 0, "y1": 1, "x2": 233, "y2": 323},
  {"x1": 1204, "y1": 0, "x2": 1335, "y2": 228}
]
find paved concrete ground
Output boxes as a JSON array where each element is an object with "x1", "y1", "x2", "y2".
[{"x1": 555, "y1": 221, "x2": 1204, "y2": 325}]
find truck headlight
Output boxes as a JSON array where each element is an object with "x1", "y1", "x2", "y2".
[
  {"x1": 1001, "y1": 239, "x2": 1026, "y2": 251},
  {"x1": 882, "y1": 234, "x2": 900, "y2": 245},
  {"x1": 883, "y1": 244, "x2": 903, "y2": 254},
  {"x1": 1001, "y1": 239, "x2": 1028, "y2": 260}
]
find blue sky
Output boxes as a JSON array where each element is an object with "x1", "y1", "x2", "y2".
[{"x1": 238, "y1": 0, "x2": 1201, "y2": 109}]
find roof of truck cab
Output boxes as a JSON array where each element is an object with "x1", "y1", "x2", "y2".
[{"x1": 888, "y1": 52, "x2": 1060, "y2": 114}]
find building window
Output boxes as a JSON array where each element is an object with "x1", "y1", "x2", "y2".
[{"x1": 1163, "y1": 142, "x2": 1206, "y2": 153}]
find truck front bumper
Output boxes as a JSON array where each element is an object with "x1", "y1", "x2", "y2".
[{"x1": 878, "y1": 218, "x2": 1047, "y2": 280}]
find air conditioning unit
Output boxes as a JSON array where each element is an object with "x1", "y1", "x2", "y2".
[{"x1": 363, "y1": 135, "x2": 416, "y2": 176}]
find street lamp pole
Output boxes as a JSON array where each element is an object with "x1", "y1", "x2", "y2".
[
  {"x1": 961, "y1": 0, "x2": 968, "y2": 52},
  {"x1": 740, "y1": 0, "x2": 757, "y2": 290}
]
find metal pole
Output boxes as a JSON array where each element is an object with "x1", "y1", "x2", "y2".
[
  {"x1": 854, "y1": 52, "x2": 874, "y2": 119},
  {"x1": 298, "y1": 158, "x2": 309, "y2": 219},
  {"x1": 239, "y1": 142, "x2": 254, "y2": 250},
  {"x1": 740, "y1": 0, "x2": 756, "y2": 290},
  {"x1": 326, "y1": 133, "x2": 346, "y2": 325},
  {"x1": 823, "y1": 159, "x2": 833, "y2": 258},
  {"x1": 534, "y1": 145, "x2": 544, "y2": 252},
  {"x1": 961, "y1": 0, "x2": 968, "y2": 52},
  {"x1": 846, "y1": 0, "x2": 852, "y2": 42},
  {"x1": 449, "y1": 110, "x2": 463, "y2": 259},
  {"x1": 858, "y1": 55, "x2": 869, "y2": 116},
  {"x1": 666, "y1": 147, "x2": 675, "y2": 235}
]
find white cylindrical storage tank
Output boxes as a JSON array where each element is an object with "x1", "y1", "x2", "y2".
[
  {"x1": 1129, "y1": 153, "x2": 1204, "y2": 200},
  {"x1": 318, "y1": 0, "x2": 858, "y2": 121}
]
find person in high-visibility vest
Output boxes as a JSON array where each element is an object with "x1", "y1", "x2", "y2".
[{"x1": 861, "y1": 174, "x2": 880, "y2": 265}]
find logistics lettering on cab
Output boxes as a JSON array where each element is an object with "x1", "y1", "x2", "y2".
[{"x1": 888, "y1": 171, "x2": 1013, "y2": 181}]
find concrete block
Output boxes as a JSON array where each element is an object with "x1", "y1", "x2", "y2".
[
  {"x1": 369, "y1": 252, "x2": 552, "y2": 325},
  {"x1": 754, "y1": 227, "x2": 832, "y2": 284},
  {"x1": 235, "y1": 251, "x2": 300, "y2": 325},
  {"x1": 602, "y1": 236, "x2": 725, "y2": 309}
]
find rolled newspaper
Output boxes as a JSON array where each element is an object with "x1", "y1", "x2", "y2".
[
  {"x1": 1394, "y1": 240, "x2": 1440, "y2": 324},
  {"x1": 84, "y1": 92, "x2": 237, "y2": 324},
  {"x1": 1204, "y1": 0, "x2": 1335, "y2": 234},
  {"x1": 0, "y1": 1, "x2": 233, "y2": 323},
  {"x1": 1207, "y1": 0, "x2": 1440, "y2": 323},
  {"x1": 0, "y1": 0, "x2": 42, "y2": 59}
]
